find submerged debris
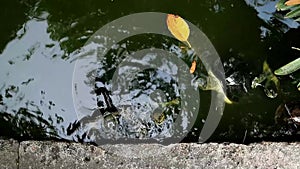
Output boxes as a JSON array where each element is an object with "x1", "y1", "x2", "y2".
[{"x1": 275, "y1": 101, "x2": 300, "y2": 134}]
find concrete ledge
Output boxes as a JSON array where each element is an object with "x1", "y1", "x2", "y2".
[
  {"x1": 1, "y1": 140, "x2": 300, "y2": 168},
  {"x1": 0, "y1": 140, "x2": 18, "y2": 169}
]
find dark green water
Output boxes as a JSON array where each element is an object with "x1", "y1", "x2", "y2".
[{"x1": 0, "y1": 0, "x2": 300, "y2": 144}]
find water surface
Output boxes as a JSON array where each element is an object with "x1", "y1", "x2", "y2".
[{"x1": 0, "y1": 0, "x2": 300, "y2": 144}]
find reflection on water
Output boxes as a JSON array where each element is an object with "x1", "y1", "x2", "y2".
[
  {"x1": 245, "y1": 0, "x2": 299, "y2": 31},
  {"x1": 0, "y1": 17, "x2": 75, "y2": 139},
  {"x1": 70, "y1": 33, "x2": 201, "y2": 143},
  {"x1": 0, "y1": 0, "x2": 300, "y2": 143}
]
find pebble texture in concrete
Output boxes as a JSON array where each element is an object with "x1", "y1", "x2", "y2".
[
  {"x1": 1, "y1": 140, "x2": 300, "y2": 169},
  {"x1": 0, "y1": 139, "x2": 19, "y2": 169}
]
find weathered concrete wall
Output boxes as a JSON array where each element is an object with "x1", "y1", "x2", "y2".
[{"x1": 0, "y1": 139, "x2": 300, "y2": 169}]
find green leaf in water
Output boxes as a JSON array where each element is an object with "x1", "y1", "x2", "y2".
[
  {"x1": 252, "y1": 61, "x2": 280, "y2": 98},
  {"x1": 276, "y1": 0, "x2": 300, "y2": 22},
  {"x1": 251, "y1": 75, "x2": 266, "y2": 88},
  {"x1": 200, "y1": 71, "x2": 233, "y2": 104},
  {"x1": 160, "y1": 98, "x2": 180, "y2": 107},
  {"x1": 274, "y1": 57, "x2": 300, "y2": 75},
  {"x1": 285, "y1": 6, "x2": 300, "y2": 18},
  {"x1": 276, "y1": 0, "x2": 294, "y2": 11}
]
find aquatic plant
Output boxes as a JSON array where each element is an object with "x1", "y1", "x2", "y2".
[
  {"x1": 274, "y1": 47, "x2": 300, "y2": 91},
  {"x1": 251, "y1": 61, "x2": 280, "y2": 98},
  {"x1": 276, "y1": 0, "x2": 300, "y2": 21},
  {"x1": 166, "y1": 14, "x2": 232, "y2": 104}
]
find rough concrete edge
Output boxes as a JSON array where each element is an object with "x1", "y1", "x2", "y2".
[
  {"x1": 0, "y1": 139, "x2": 19, "y2": 169},
  {"x1": 2, "y1": 140, "x2": 300, "y2": 169}
]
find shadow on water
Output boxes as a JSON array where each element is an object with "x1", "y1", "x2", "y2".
[{"x1": 0, "y1": 0, "x2": 300, "y2": 144}]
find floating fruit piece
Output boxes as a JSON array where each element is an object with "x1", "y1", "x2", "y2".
[
  {"x1": 190, "y1": 60, "x2": 197, "y2": 74},
  {"x1": 285, "y1": 0, "x2": 300, "y2": 6}
]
